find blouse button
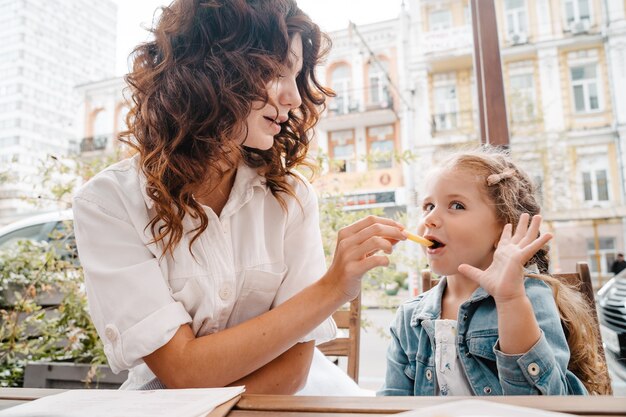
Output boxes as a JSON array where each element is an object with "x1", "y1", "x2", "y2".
[
  {"x1": 483, "y1": 386, "x2": 492, "y2": 394},
  {"x1": 219, "y1": 285, "x2": 231, "y2": 300},
  {"x1": 104, "y1": 325, "x2": 117, "y2": 342},
  {"x1": 527, "y1": 363, "x2": 540, "y2": 376},
  {"x1": 425, "y1": 369, "x2": 432, "y2": 381}
]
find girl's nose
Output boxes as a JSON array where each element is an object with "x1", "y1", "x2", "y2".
[{"x1": 423, "y1": 209, "x2": 441, "y2": 229}]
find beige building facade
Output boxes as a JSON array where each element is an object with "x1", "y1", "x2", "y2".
[
  {"x1": 73, "y1": 0, "x2": 626, "y2": 283},
  {"x1": 317, "y1": 0, "x2": 626, "y2": 283}
]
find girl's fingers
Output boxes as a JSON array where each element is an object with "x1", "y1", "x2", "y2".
[
  {"x1": 498, "y1": 223, "x2": 513, "y2": 245},
  {"x1": 519, "y1": 215, "x2": 543, "y2": 247},
  {"x1": 458, "y1": 264, "x2": 483, "y2": 283},
  {"x1": 512, "y1": 213, "x2": 530, "y2": 243},
  {"x1": 521, "y1": 232, "x2": 553, "y2": 261}
]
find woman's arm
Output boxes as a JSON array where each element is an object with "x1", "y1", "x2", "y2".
[
  {"x1": 228, "y1": 341, "x2": 314, "y2": 394},
  {"x1": 143, "y1": 215, "x2": 406, "y2": 389}
]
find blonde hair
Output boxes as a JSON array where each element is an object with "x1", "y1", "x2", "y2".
[{"x1": 440, "y1": 146, "x2": 611, "y2": 395}]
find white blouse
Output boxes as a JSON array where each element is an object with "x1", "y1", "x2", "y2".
[
  {"x1": 73, "y1": 155, "x2": 336, "y2": 388},
  {"x1": 434, "y1": 319, "x2": 473, "y2": 396}
]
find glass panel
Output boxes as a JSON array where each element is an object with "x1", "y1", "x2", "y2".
[
  {"x1": 332, "y1": 65, "x2": 350, "y2": 79},
  {"x1": 589, "y1": 255, "x2": 599, "y2": 272},
  {"x1": 370, "y1": 77, "x2": 380, "y2": 103},
  {"x1": 588, "y1": 82, "x2": 599, "y2": 109},
  {"x1": 571, "y1": 66, "x2": 585, "y2": 81},
  {"x1": 429, "y1": 10, "x2": 452, "y2": 31},
  {"x1": 578, "y1": 0, "x2": 590, "y2": 19},
  {"x1": 370, "y1": 140, "x2": 394, "y2": 169},
  {"x1": 573, "y1": 85, "x2": 585, "y2": 112},
  {"x1": 599, "y1": 237, "x2": 615, "y2": 250},
  {"x1": 505, "y1": 0, "x2": 524, "y2": 9},
  {"x1": 596, "y1": 169, "x2": 609, "y2": 200},
  {"x1": 0, "y1": 223, "x2": 48, "y2": 249},
  {"x1": 565, "y1": 0, "x2": 575, "y2": 23},
  {"x1": 582, "y1": 172, "x2": 592, "y2": 200},
  {"x1": 333, "y1": 144, "x2": 354, "y2": 158}
]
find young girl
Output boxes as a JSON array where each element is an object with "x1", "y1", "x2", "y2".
[
  {"x1": 73, "y1": 0, "x2": 406, "y2": 394},
  {"x1": 379, "y1": 147, "x2": 611, "y2": 396}
]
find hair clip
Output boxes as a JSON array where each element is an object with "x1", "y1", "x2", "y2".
[{"x1": 486, "y1": 168, "x2": 516, "y2": 186}]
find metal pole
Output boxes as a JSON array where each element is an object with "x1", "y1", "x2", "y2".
[{"x1": 470, "y1": 0, "x2": 510, "y2": 147}]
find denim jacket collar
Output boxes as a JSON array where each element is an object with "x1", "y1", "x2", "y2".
[{"x1": 409, "y1": 276, "x2": 492, "y2": 328}]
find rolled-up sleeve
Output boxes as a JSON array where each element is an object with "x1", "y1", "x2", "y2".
[
  {"x1": 73, "y1": 190, "x2": 191, "y2": 374},
  {"x1": 274, "y1": 179, "x2": 336, "y2": 345}
]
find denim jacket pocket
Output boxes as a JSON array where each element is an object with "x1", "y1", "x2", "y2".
[{"x1": 467, "y1": 329, "x2": 499, "y2": 361}]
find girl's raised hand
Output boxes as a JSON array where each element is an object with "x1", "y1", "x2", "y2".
[
  {"x1": 457, "y1": 214, "x2": 553, "y2": 304},
  {"x1": 325, "y1": 215, "x2": 407, "y2": 302}
]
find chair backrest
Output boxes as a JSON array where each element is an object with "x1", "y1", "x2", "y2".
[
  {"x1": 553, "y1": 262, "x2": 598, "y2": 323},
  {"x1": 317, "y1": 293, "x2": 361, "y2": 382}
]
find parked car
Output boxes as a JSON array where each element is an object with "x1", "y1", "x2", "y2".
[
  {"x1": 597, "y1": 270, "x2": 626, "y2": 385},
  {"x1": 0, "y1": 210, "x2": 75, "y2": 258}
]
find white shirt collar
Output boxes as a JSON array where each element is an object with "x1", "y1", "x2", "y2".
[{"x1": 135, "y1": 154, "x2": 268, "y2": 211}]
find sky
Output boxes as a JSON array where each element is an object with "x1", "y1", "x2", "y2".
[{"x1": 111, "y1": 0, "x2": 404, "y2": 75}]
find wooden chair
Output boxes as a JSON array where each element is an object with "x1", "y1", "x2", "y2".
[
  {"x1": 317, "y1": 293, "x2": 361, "y2": 383},
  {"x1": 420, "y1": 262, "x2": 612, "y2": 394}
]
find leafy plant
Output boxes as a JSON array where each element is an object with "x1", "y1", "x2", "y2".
[{"x1": 0, "y1": 239, "x2": 106, "y2": 387}]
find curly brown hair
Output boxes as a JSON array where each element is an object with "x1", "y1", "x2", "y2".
[
  {"x1": 119, "y1": 0, "x2": 332, "y2": 255},
  {"x1": 440, "y1": 146, "x2": 612, "y2": 395}
]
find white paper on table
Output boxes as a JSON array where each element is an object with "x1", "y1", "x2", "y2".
[
  {"x1": 0, "y1": 386, "x2": 245, "y2": 417},
  {"x1": 394, "y1": 399, "x2": 576, "y2": 417}
]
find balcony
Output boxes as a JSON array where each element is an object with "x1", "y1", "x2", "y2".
[
  {"x1": 321, "y1": 91, "x2": 396, "y2": 131},
  {"x1": 79, "y1": 135, "x2": 109, "y2": 153},
  {"x1": 430, "y1": 110, "x2": 478, "y2": 137},
  {"x1": 422, "y1": 26, "x2": 473, "y2": 55}
]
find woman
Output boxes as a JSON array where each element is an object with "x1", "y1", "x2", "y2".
[{"x1": 73, "y1": 0, "x2": 406, "y2": 393}]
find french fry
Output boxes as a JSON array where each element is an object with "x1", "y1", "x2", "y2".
[{"x1": 406, "y1": 232, "x2": 433, "y2": 247}]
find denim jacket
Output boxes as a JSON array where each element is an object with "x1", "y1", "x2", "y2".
[{"x1": 378, "y1": 277, "x2": 587, "y2": 396}]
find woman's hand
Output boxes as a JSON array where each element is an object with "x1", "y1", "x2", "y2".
[
  {"x1": 457, "y1": 213, "x2": 552, "y2": 304},
  {"x1": 324, "y1": 215, "x2": 407, "y2": 301}
]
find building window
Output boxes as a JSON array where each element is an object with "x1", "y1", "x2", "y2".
[
  {"x1": 429, "y1": 9, "x2": 452, "y2": 31},
  {"x1": 504, "y1": 0, "x2": 528, "y2": 43},
  {"x1": 509, "y1": 70, "x2": 536, "y2": 123},
  {"x1": 366, "y1": 125, "x2": 395, "y2": 170},
  {"x1": 564, "y1": 0, "x2": 591, "y2": 24},
  {"x1": 587, "y1": 237, "x2": 617, "y2": 275},
  {"x1": 464, "y1": 5, "x2": 471, "y2": 25},
  {"x1": 367, "y1": 60, "x2": 391, "y2": 109},
  {"x1": 582, "y1": 169, "x2": 609, "y2": 202},
  {"x1": 116, "y1": 105, "x2": 130, "y2": 136},
  {"x1": 329, "y1": 64, "x2": 352, "y2": 115},
  {"x1": 329, "y1": 130, "x2": 356, "y2": 173},
  {"x1": 570, "y1": 63, "x2": 600, "y2": 113},
  {"x1": 433, "y1": 78, "x2": 458, "y2": 131}
]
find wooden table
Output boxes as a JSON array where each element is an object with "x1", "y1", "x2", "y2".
[{"x1": 1, "y1": 388, "x2": 625, "y2": 416}]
